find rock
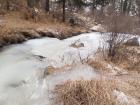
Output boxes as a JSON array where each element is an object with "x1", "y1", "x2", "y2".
[
  {"x1": 0, "y1": 39, "x2": 6, "y2": 47},
  {"x1": 37, "y1": 28, "x2": 59, "y2": 38},
  {"x1": 37, "y1": 55, "x2": 46, "y2": 59},
  {"x1": 125, "y1": 37, "x2": 140, "y2": 46},
  {"x1": 34, "y1": 55, "x2": 46, "y2": 61},
  {"x1": 70, "y1": 40, "x2": 84, "y2": 48},
  {"x1": 21, "y1": 30, "x2": 40, "y2": 39},
  {"x1": 43, "y1": 66, "x2": 56, "y2": 77},
  {"x1": 90, "y1": 24, "x2": 106, "y2": 32},
  {"x1": 7, "y1": 80, "x2": 26, "y2": 88},
  {"x1": 37, "y1": 30, "x2": 56, "y2": 38},
  {"x1": 69, "y1": 18, "x2": 75, "y2": 26},
  {"x1": 0, "y1": 43, "x2": 3, "y2": 47}
]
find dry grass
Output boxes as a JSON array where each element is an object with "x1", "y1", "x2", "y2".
[
  {"x1": 43, "y1": 65, "x2": 73, "y2": 76},
  {"x1": 113, "y1": 46, "x2": 140, "y2": 73},
  {"x1": 0, "y1": 26, "x2": 25, "y2": 44},
  {"x1": 88, "y1": 59, "x2": 108, "y2": 72},
  {"x1": 115, "y1": 76, "x2": 140, "y2": 105},
  {"x1": 3, "y1": 11, "x2": 85, "y2": 32},
  {"x1": 0, "y1": 11, "x2": 86, "y2": 46},
  {"x1": 54, "y1": 79, "x2": 121, "y2": 105},
  {"x1": 127, "y1": 80, "x2": 140, "y2": 101},
  {"x1": 87, "y1": 58, "x2": 117, "y2": 75}
]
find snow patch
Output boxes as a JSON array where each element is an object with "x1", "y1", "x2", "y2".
[
  {"x1": 113, "y1": 90, "x2": 138, "y2": 105},
  {"x1": 107, "y1": 64, "x2": 128, "y2": 75},
  {"x1": 138, "y1": 37, "x2": 140, "y2": 45},
  {"x1": 31, "y1": 32, "x2": 101, "y2": 67}
]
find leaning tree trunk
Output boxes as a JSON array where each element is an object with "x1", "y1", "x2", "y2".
[{"x1": 62, "y1": 0, "x2": 66, "y2": 22}]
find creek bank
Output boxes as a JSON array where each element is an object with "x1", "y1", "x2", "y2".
[{"x1": 0, "y1": 28, "x2": 89, "y2": 48}]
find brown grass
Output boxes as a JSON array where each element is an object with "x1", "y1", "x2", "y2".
[
  {"x1": 0, "y1": 11, "x2": 86, "y2": 46},
  {"x1": 87, "y1": 58, "x2": 115, "y2": 75},
  {"x1": 0, "y1": 26, "x2": 25, "y2": 44},
  {"x1": 44, "y1": 65, "x2": 73, "y2": 76},
  {"x1": 127, "y1": 80, "x2": 140, "y2": 101},
  {"x1": 88, "y1": 59, "x2": 108, "y2": 71},
  {"x1": 54, "y1": 79, "x2": 121, "y2": 105},
  {"x1": 113, "y1": 46, "x2": 140, "y2": 73},
  {"x1": 115, "y1": 76, "x2": 140, "y2": 105}
]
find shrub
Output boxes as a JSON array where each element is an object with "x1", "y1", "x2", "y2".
[{"x1": 101, "y1": 14, "x2": 131, "y2": 62}]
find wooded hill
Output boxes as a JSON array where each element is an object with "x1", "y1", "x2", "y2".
[{"x1": 0, "y1": 0, "x2": 140, "y2": 22}]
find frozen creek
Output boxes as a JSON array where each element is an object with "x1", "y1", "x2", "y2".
[
  {"x1": 0, "y1": 32, "x2": 102, "y2": 105},
  {"x1": 0, "y1": 32, "x2": 139, "y2": 105}
]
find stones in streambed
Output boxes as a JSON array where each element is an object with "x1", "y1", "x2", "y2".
[
  {"x1": 0, "y1": 33, "x2": 25, "y2": 46},
  {"x1": 0, "y1": 28, "x2": 88, "y2": 48},
  {"x1": 20, "y1": 30, "x2": 40, "y2": 39},
  {"x1": 34, "y1": 63, "x2": 59, "y2": 79},
  {"x1": 36, "y1": 28, "x2": 59, "y2": 38},
  {"x1": 37, "y1": 31, "x2": 56, "y2": 38},
  {"x1": 21, "y1": 29, "x2": 60, "y2": 39},
  {"x1": 59, "y1": 31, "x2": 83, "y2": 40},
  {"x1": 0, "y1": 29, "x2": 56, "y2": 48},
  {"x1": 7, "y1": 80, "x2": 26, "y2": 88},
  {"x1": 42, "y1": 65, "x2": 69, "y2": 77},
  {"x1": 70, "y1": 40, "x2": 84, "y2": 48},
  {"x1": 33, "y1": 55, "x2": 46, "y2": 61},
  {"x1": 20, "y1": 28, "x2": 86, "y2": 40},
  {"x1": 0, "y1": 39, "x2": 6, "y2": 47},
  {"x1": 42, "y1": 66, "x2": 56, "y2": 77},
  {"x1": 125, "y1": 37, "x2": 140, "y2": 46}
]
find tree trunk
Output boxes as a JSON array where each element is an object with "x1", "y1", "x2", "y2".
[
  {"x1": 127, "y1": 0, "x2": 132, "y2": 14},
  {"x1": 6, "y1": 1, "x2": 10, "y2": 11},
  {"x1": 45, "y1": 0, "x2": 49, "y2": 12},
  {"x1": 123, "y1": 0, "x2": 128, "y2": 14},
  {"x1": 62, "y1": 0, "x2": 66, "y2": 22}
]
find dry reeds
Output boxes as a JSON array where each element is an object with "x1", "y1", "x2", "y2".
[{"x1": 54, "y1": 79, "x2": 121, "y2": 105}]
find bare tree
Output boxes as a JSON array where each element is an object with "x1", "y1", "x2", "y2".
[{"x1": 101, "y1": 14, "x2": 131, "y2": 62}]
